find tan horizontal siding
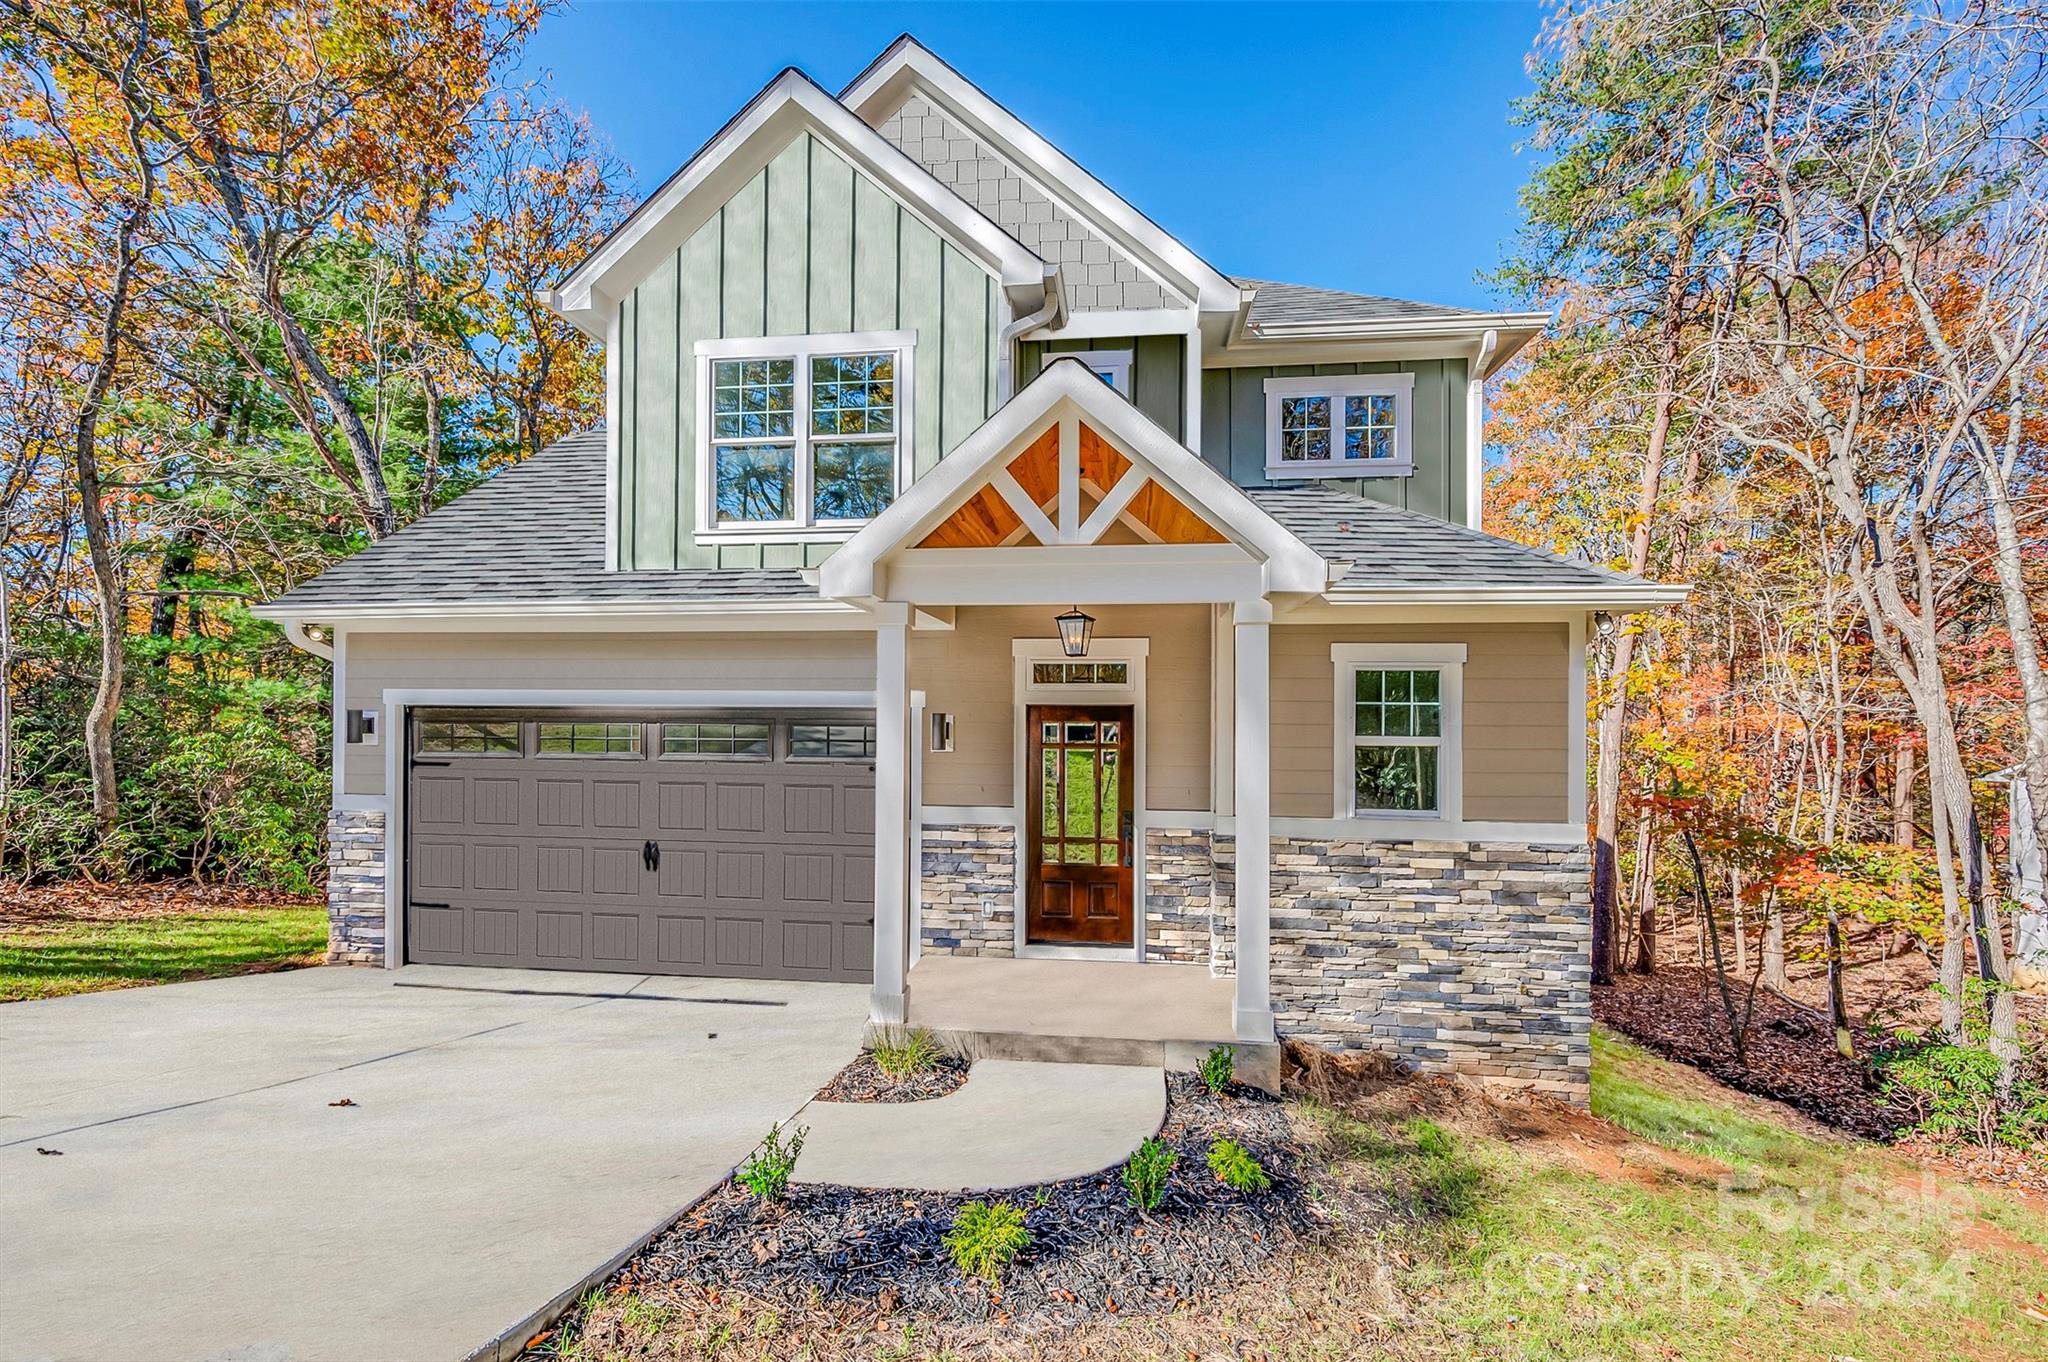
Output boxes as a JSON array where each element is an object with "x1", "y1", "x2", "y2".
[
  {"x1": 341, "y1": 630, "x2": 876, "y2": 797},
  {"x1": 910, "y1": 604, "x2": 1211, "y2": 812},
  {"x1": 1270, "y1": 622, "x2": 1571, "y2": 822}
]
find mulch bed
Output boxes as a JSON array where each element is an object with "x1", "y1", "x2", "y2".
[
  {"x1": 1594, "y1": 964, "x2": 1912, "y2": 1140},
  {"x1": 538, "y1": 1073, "x2": 1325, "y2": 1347},
  {"x1": 0, "y1": 881, "x2": 317, "y2": 932},
  {"x1": 813, "y1": 1052, "x2": 971, "y2": 1104}
]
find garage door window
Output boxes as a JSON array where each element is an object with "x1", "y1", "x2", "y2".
[
  {"x1": 417, "y1": 719, "x2": 521, "y2": 755},
  {"x1": 537, "y1": 721, "x2": 644, "y2": 756},
  {"x1": 661, "y1": 720, "x2": 772, "y2": 759},
  {"x1": 790, "y1": 722, "x2": 877, "y2": 760}
]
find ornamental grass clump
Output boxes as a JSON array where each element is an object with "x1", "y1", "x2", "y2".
[
  {"x1": 735, "y1": 1122, "x2": 806, "y2": 1202},
  {"x1": 945, "y1": 1199, "x2": 1031, "y2": 1284},
  {"x1": 1122, "y1": 1136, "x2": 1178, "y2": 1211},
  {"x1": 1206, "y1": 1138, "x2": 1272, "y2": 1192},
  {"x1": 870, "y1": 1026, "x2": 945, "y2": 1078}
]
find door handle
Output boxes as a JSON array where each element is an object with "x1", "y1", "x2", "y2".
[
  {"x1": 1121, "y1": 810, "x2": 1134, "y2": 866},
  {"x1": 642, "y1": 840, "x2": 660, "y2": 872}
]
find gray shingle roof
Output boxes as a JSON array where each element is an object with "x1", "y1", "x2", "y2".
[
  {"x1": 1234, "y1": 278, "x2": 1496, "y2": 329},
  {"x1": 266, "y1": 430, "x2": 819, "y2": 611},
  {"x1": 1246, "y1": 484, "x2": 1665, "y2": 595}
]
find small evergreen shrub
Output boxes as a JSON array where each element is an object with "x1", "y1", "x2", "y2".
[
  {"x1": 735, "y1": 1122, "x2": 806, "y2": 1201},
  {"x1": 945, "y1": 1199, "x2": 1031, "y2": 1283},
  {"x1": 1206, "y1": 1138, "x2": 1272, "y2": 1192},
  {"x1": 1198, "y1": 1044, "x2": 1236, "y2": 1093},
  {"x1": 870, "y1": 1026, "x2": 945, "y2": 1078},
  {"x1": 1122, "y1": 1136, "x2": 1179, "y2": 1210}
]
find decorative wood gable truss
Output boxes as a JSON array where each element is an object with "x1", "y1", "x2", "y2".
[{"x1": 820, "y1": 360, "x2": 1330, "y2": 604}]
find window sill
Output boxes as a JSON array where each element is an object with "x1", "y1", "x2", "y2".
[
  {"x1": 1345, "y1": 808, "x2": 1444, "y2": 821},
  {"x1": 1265, "y1": 461, "x2": 1415, "y2": 480},
  {"x1": 695, "y1": 524, "x2": 865, "y2": 544}
]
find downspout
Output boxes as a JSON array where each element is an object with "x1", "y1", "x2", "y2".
[
  {"x1": 995, "y1": 268, "x2": 1064, "y2": 403},
  {"x1": 1465, "y1": 328, "x2": 1499, "y2": 528}
]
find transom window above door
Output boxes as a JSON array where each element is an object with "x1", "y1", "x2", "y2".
[
  {"x1": 698, "y1": 330, "x2": 913, "y2": 536},
  {"x1": 1264, "y1": 372, "x2": 1415, "y2": 478}
]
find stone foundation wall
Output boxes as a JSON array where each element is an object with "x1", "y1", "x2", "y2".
[
  {"x1": 1268, "y1": 838, "x2": 1593, "y2": 1101},
  {"x1": 325, "y1": 808, "x2": 387, "y2": 965},
  {"x1": 918, "y1": 824, "x2": 1016, "y2": 956},
  {"x1": 1145, "y1": 826, "x2": 1231, "y2": 973}
]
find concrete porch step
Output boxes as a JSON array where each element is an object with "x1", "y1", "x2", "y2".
[{"x1": 943, "y1": 1029, "x2": 1283, "y2": 1093}]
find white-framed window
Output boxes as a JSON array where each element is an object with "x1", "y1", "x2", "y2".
[
  {"x1": 1265, "y1": 372, "x2": 1415, "y2": 478},
  {"x1": 1331, "y1": 643, "x2": 1464, "y2": 820},
  {"x1": 1042, "y1": 348, "x2": 1132, "y2": 396},
  {"x1": 695, "y1": 330, "x2": 914, "y2": 538}
]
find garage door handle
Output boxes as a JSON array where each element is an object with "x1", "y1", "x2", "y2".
[
  {"x1": 642, "y1": 840, "x2": 660, "y2": 872},
  {"x1": 412, "y1": 901, "x2": 451, "y2": 909}
]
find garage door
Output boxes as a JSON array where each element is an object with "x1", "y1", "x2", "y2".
[{"x1": 403, "y1": 711, "x2": 876, "y2": 981}]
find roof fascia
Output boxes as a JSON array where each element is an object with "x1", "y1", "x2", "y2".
[
  {"x1": 840, "y1": 38, "x2": 1241, "y2": 314},
  {"x1": 818, "y1": 359, "x2": 1329, "y2": 600},
  {"x1": 548, "y1": 68, "x2": 1050, "y2": 333},
  {"x1": 1320, "y1": 584, "x2": 1692, "y2": 610},
  {"x1": 253, "y1": 600, "x2": 867, "y2": 629}
]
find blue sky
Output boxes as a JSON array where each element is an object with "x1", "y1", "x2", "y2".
[{"x1": 521, "y1": 2, "x2": 1546, "y2": 311}]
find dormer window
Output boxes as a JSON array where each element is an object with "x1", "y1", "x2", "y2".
[
  {"x1": 696, "y1": 330, "x2": 914, "y2": 536},
  {"x1": 1264, "y1": 373, "x2": 1414, "y2": 479}
]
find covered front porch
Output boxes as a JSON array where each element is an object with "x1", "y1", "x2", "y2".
[{"x1": 820, "y1": 364, "x2": 1328, "y2": 1052}]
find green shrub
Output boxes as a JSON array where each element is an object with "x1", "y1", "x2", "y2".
[
  {"x1": 1122, "y1": 1136, "x2": 1179, "y2": 1210},
  {"x1": 945, "y1": 1199, "x2": 1031, "y2": 1283},
  {"x1": 1206, "y1": 1138, "x2": 1272, "y2": 1192},
  {"x1": 1198, "y1": 1044, "x2": 1235, "y2": 1093},
  {"x1": 735, "y1": 1122, "x2": 806, "y2": 1201},
  {"x1": 1878, "y1": 980, "x2": 2048, "y2": 1154},
  {"x1": 870, "y1": 1027, "x2": 944, "y2": 1078}
]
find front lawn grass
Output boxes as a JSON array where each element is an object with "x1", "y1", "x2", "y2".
[
  {"x1": 0, "y1": 905, "x2": 326, "y2": 1002},
  {"x1": 546, "y1": 1026, "x2": 2048, "y2": 1361}
]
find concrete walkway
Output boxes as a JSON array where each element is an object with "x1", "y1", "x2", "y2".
[
  {"x1": 0, "y1": 965, "x2": 864, "y2": 1362},
  {"x1": 790, "y1": 1060, "x2": 1164, "y2": 1191}
]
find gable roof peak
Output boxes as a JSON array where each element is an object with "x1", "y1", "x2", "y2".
[
  {"x1": 547, "y1": 62, "x2": 1055, "y2": 336},
  {"x1": 840, "y1": 36, "x2": 1241, "y2": 314}
]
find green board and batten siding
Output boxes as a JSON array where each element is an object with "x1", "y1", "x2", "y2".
[
  {"x1": 617, "y1": 133, "x2": 1000, "y2": 569},
  {"x1": 1198, "y1": 359, "x2": 1470, "y2": 524},
  {"x1": 1016, "y1": 336, "x2": 1187, "y2": 442}
]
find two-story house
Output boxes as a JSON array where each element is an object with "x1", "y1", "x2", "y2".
[{"x1": 258, "y1": 37, "x2": 1684, "y2": 1099}]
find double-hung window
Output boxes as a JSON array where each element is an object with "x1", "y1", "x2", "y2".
[
  {"x1": 1331, "y1": 644, "x2": 1465, "y2": 820},
  {"x1": 699, "y1": 330, "x2": 913, "y2": 535},
  {"x1": 1265, "y1": 373, "x2": 1415, "y2": 478}
]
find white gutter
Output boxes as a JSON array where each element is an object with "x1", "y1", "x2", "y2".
[
  {"x1": 274, "y1": 617, "x2": 335, "y2": 661},
  {"x1": 1242, "y1": 311, "x2": 1552, "y2": 342},
  {"x1": 1322, "y1": 584, "x2": 1693, "y2": 609},
  {"x1": 250, "y1": 598, "x2": 863, "y2": 623},
  {"x1": 1467, "y1": 329, "x2": 1499, "y2": 528}
]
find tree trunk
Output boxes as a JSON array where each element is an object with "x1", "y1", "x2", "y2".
[{"x1": 1631, "y1": 811, "x2": 1657, "y2": 972}]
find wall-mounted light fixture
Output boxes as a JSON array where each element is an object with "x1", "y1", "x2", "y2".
[
  {"x1": 930, "y1": 712, "x2": 954, "y2": 753},
  {"x1": 1054, "y1": 605, "x2": 1095, "y2": 658}
]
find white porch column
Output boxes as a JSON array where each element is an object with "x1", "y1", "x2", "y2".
[
  {"x1": 871, "y1": 603, "x2": 911, "y2": 1025},
  {"x1": 1232, "y1": 598, "x2": 1274, "y2": 1041}
]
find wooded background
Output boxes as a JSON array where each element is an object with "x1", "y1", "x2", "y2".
[{"x1": 2, "y1": 2, "x2": 2043, "y2": 1093}]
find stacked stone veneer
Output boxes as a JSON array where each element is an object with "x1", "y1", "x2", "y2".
[
  {"x1": 1144, "y1": 826, "x2": 1232, "y2": 973},
  {"x1": 325, "y1": 808, "x2": 387, "y2": 965},
  {"x1": 1267, "y1": 837, "x2": 1594, "y2": 1101},
  {"x1": 918, "y1": 824, "x2": 1016, "y2": 956}
]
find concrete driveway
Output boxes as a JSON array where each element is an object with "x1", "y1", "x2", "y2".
[{"x1": 0, "y1": 965, "x2": 865, "y2": 1362}]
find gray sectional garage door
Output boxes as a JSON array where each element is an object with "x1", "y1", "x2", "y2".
[{"x1": 404, "y1": 712, "x2": 875, "y2": 981}]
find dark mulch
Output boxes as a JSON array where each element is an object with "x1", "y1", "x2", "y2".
[
  {"x1": 813, "y1": 1051, "x2": 971, "y2": 1104},
  {"x1": 1594, "y1": 964, "x2": 1911, "y2": 1140},
  {"x1": 560, "y1": 1073, "x2": 1323, "y2": 1340}
]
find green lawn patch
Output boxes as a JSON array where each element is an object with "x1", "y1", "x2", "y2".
[{"x1": 0, "y1": 905, "x2": 326, "y2": 1002}]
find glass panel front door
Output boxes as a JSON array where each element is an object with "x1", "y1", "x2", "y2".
[{"x1": 1025, "y1": 703, "x2": 1135, "y2": 944}]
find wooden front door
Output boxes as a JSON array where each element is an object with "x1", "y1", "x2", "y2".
[{"x1": 1025, "y1": 704, "x2": 1135, "y2": 944}]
